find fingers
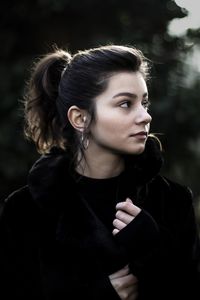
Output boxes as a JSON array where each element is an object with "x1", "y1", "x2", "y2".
[
  {"x1": 116, "y1": 198, "x2": 141, "y2": 216},
  {"x1": 113, "y1": 217, "x2": 127, "y2": 231},
  {"x1": 112, "y1": 228, "x2": 119, "y2": 235},
  {"x1": 112, "y1": 198, "x2": 141, "y2": 235},
  {"x1": 109, "y1": 266, "x2": 139, "y2": 300},
  {"x1": 123, "y1": 274, "x2": 138, "y2": 287},
  {"x1": 109, "y1": 265, "x2": 129, "y2": 279},
  {"x1": 120, "y1": 284, "x2": 138, "y2": 300},
  {"x1": 115, "y1": 209, "x2": 134, "y2": 224},
  {"x1": 109, "y1": 265, "x2": 138, "y2": 283}
]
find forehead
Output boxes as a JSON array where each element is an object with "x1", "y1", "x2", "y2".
[
  {"x1": 97, "y1": 71, "x2": 148, "y2": 100},
  {"x1": 105, "y1": 72, "x2": 147, "y2": 92}
]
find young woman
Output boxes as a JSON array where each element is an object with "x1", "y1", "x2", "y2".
[{"x1": 0, "y1": 45, "x2": 199, "y2": 300}]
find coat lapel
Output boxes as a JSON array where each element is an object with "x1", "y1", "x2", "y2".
[{"x1": 55, "y1": 192, "x2": 128, "y2": 274}]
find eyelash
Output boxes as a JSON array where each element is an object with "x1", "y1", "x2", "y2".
[
  {"x1": 142, "y1": 99, "x2": 151, "y2": 110},
  {"x1": 120, "y1": 100, "x2": 131, "y2": 108},
  {"x1": 120, "y1": 99, "x2": 151, "y2": 110}
]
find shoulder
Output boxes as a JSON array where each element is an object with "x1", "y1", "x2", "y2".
[
  {"x1": 0, "y1": 186, "x2": 39, "y2": 231},
  {"x1": 145, "y1": 176, "x2": 200, "y2": 234},
  {"x1": 3, "y1": 185, "x2": 32, "y2": 211},
  {"x1": 151, "y1": 174, "x2": 192, "y2": 197},
  {"x1": 148, "y1": 175, "x2": 194, "y2": 211}
]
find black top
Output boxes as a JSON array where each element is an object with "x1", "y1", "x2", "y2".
[{"x1": 76, "y1": 172, "x2": 127, "y2": 231}]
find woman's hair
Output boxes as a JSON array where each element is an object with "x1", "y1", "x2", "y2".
[{"x1": 23, "y1": 44, "x2": 151, "y2": 158}]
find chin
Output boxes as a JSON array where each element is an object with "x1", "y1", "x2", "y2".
[
  {"x1": 135, "y1": 148, "x2": 145, "y2": 155},
  {"x1": 118, "y1": 142, "x2": 146, "y2": 155},
  {"x1": 130, "y1": 144, "x2": 146, "y2": 155}
]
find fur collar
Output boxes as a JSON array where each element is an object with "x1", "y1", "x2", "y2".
[
  {"x1": 26, "y1": 136, "x2": 163, "y2": 274},
  {"x1": 27, "y1": 136, "x2": 163, "y2": 216}
]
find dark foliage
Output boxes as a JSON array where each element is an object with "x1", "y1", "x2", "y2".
[{"x1": 0, "y1": 0, "x2": 200, "y2": 223}]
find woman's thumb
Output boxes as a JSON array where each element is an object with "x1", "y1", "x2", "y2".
[{"x1": 126, "y1": 197, "x2": 133, "y2": 203}]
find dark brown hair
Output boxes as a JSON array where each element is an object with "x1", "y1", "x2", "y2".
[{"x1": 23, "y1": 44, "x2": 151, "y2": 157}]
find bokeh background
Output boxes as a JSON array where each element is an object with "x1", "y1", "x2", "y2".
[{"x1": 1, "y1": 0, "x2": 200, "y2": 226}]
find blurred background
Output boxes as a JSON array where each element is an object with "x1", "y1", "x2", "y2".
[{"x1": 1, "y1": 0, "x2": 200, "y2": 225}]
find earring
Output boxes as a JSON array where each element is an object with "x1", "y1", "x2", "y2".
[{"x1": 81, "y1": 131, "x2": 89, "y2": 150}]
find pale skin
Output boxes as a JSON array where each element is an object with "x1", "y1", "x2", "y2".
[{"x1": 68, "y1": 71, "x2": 151, "y2": 300}]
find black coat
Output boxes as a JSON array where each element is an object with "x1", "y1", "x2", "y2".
[{"x1": 1, "y1": 138, "x2": 200, "y2": 300}]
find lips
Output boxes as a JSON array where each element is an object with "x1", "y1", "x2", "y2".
[{"x1": 131, "y1": 131, "x2": 148, "y2": 137}]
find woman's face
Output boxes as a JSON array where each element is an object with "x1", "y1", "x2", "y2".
[{"x1": 89, "y1": 71, "x2": 152, "y2": 156}]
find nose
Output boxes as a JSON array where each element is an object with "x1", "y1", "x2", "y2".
[{"x1": 135, "y1": 106, "x2": 152, "y2": 125}]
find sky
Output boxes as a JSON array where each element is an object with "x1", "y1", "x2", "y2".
[{"x1": 168, "y1": 0, "x2": 200, "y2": 36}]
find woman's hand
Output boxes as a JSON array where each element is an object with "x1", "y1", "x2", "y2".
[
  {"x1": 109, "y1": 265, "x2": 138, "y2": 300},
  {"x1": 110, "y1": 200, "x2": 140, "y2": 298},
  {"x1": 112, "y1": 198, "x2": 141, "y2": 235}
]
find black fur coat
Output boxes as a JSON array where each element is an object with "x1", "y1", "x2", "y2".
[{"x1": 0, "y1": 138, "x2": 200, "y2": 299}]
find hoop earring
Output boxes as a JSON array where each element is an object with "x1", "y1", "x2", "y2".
[{"x1": 81, "y1": 131, "x2": 89, "y2": 150}]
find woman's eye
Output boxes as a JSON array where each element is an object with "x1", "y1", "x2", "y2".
[
  {"x1": 142, "y1": 99, "x2": 151, "y2": 110},
  {"x1": 120, "y1": 101, "x2": 131, "y2": 108}
]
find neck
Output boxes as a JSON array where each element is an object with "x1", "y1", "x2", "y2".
[{"x1": 76, "y1": 150, "x2": 125, "y2": 179}]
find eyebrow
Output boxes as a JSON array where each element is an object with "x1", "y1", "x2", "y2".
[{"x1": 112, "y1": 92, "x2": 148, "y2": 99}]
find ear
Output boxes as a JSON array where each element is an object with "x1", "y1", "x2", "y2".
[{"x1": 67, "y1": 105, "x2": 87, "y2": 131}]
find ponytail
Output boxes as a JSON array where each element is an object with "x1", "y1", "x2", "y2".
[{"x1": 23, "y1": 48, "x2": 71, "y2": 153}]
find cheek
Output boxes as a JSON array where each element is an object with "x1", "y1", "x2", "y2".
[{"x1": 95, "y1": 113, "x2": 123, "y2": 136}]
